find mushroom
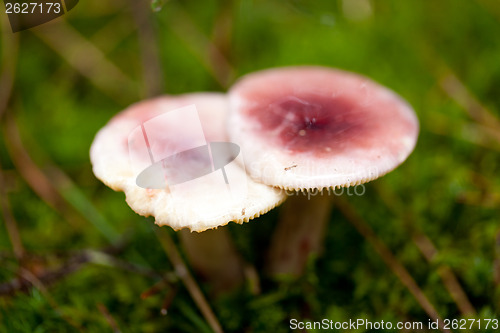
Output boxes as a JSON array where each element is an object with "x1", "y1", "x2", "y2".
[
  {"x1": 90, "y1": 93, "x2": 286, "y2": 290},
  {"x1": 227, "y1": 66, "x2": 419, "y2": 276}
]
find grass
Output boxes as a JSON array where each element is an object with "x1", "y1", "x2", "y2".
[{"x1": 1, "y1": 0, "x2": 500, "y2": 332}]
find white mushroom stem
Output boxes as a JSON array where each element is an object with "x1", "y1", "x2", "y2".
[
  {"x1": 180, "y1": 228, "x2": 245, "y2": 293},
  {"x1": 266, "y1": 192, "x2": 333, "y2": 276}
]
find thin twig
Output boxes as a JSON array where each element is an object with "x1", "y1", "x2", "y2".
[
  {"x1": 97, "y1": 303, "x2": 122, "y2": 333},
  {"x1": 335, "y1": 198, "x2": 449, "y2": 333},
  {"x1": 18, "y1": 267, "x2": 84, "y2": 332},
  {"x1": 0, "y1": 161, "x2": 25, "y2": 259},
  {"x1": 0, "y1": 12, "x2": 19, "y2": 120},
  {"x1": 474, "y1": 0, "x2": 500, "y2": 24},
  {"x1": 211, "y1": 0, "x2": 235, "y2": 81},
  {"x1": 457, "y1": 169, "x2": 500, "y2": 208},
  {"x1": 2, "y1": 114, "x2": 127, "y2": 243},
  {"x1": 0, "y1": 240, "x2": 150, "y2": 296},
  {"x1": 141, "y1": 279, "x2": 170, "y2": 299},
  {"x1": 85, "y1": 249, "x2": 162, "y2": 279},
  {"x1": 0, "y1": 253, "x2": 83, "y2": 296},
  {"x1": 413, "y1": 234, "x2": 476, "y2": 315},
  {"x1": 128, "y1": 0, "x2": 164, "y2": 97},
  {"x1": 165, "y1": 3, "x2": 235, "y2": 89},
  {"x1": 373, "y1": 182, "x2": 477, "y2": 316},
  {"x1": 425, "y1": 112, "x2": 500, "y2": 152},
  {"x1": 494, "y1": 231, "x2": 500, "y2": 287},
  {"x1": 160, "y1": 286, "x2": 178, "y2": 316},
  {"x1": 155, "y1": 227, "x2": 224, "y2": 333},
  {"x1": 418, "y1": 40, "x2": 500, "y2": 146},
  {"x1": 31, "y1": 21, "x2": 138, "y2": 104},
  {"x1": 90, "y1": 15, "x2": 137, "y2": 55},
  {"x1": 0, "y1": 11, "x2": 26, "y2": 261},
  {"x1": 2, "y1": 113, "x2": 71, "y2": 219},
  {"x1": 3, "y1": 114, "x2": 151, "y2": 270},
  {"x1": 440, "y1": 73, "x2": 500, "y2": 138}
]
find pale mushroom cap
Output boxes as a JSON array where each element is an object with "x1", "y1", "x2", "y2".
[
  {"x1": 90, "y1": 93, "x2": 285, "y2": 232},
  {"x1": 228, "y1": 67, "x2": 419, "y2": 190}
]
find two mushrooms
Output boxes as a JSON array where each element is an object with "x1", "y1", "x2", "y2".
[{"x1": 90, "y1": 66, "x2": 419, "y2": 287}]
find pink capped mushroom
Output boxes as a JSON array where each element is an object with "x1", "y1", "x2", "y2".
[
  {"x1": 227, "y1": 66, "x2": 419, "y2": 276},
  {"x1": 90, "y1": 93, "x2": 286, "y2": 290}
]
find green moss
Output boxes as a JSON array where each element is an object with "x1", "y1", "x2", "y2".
[{"x1": 1, "y1": 0, "x2": 499, "y2": 331}]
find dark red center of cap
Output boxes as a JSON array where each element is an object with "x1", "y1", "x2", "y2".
[{"x1": 248, "y1": 94, "x2": 371, "y2": 155}]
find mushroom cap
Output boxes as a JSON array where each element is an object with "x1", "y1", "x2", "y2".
[
  {"x1": 228, "y1": 66, "x2": 419, "y2": 191},
  {"x1": 90, "y1": 93, "x2": 286, "y2": 232}
]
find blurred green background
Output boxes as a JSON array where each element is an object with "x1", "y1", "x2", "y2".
[{"x1": 1, "y1": 0, "x2": 500, "y2": 332}]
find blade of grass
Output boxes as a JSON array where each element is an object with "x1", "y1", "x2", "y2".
[
  {"x1": 3, "y1": 111, "x2": 151, "y2": 268},
  {"x1": 49, "y1": 168, "x2": 120, "y2": 242},
  {"x1": 46, "y1": 167, "x2": 153, "y2": 267},
  {"x1": 164, "y1": 2, "x2": 235, "y2": 89},
  {"x1": 177, "y1": 298, "x2": 215, "y2": 333},
  {"x1": 155, "y1": 227, "x2": 223, "y2": 333},
  {"x1": 31, "y1": 21, "x2": 138, "y2": 105}
]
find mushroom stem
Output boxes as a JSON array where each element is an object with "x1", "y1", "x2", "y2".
[
  {"x1": 179, "y1": 228, "x2": 245, "y2": 293},
  {"x1": 266, "y1": 192, "x2": 333, "y2": 276}
]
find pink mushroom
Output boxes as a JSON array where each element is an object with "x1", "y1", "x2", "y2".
[
  {"x1": 90, "y1": 93, "x2": 286, "y2": 290},
  {"x1": 227, "y1": 66, "x2": 419, "y2": 276}
]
